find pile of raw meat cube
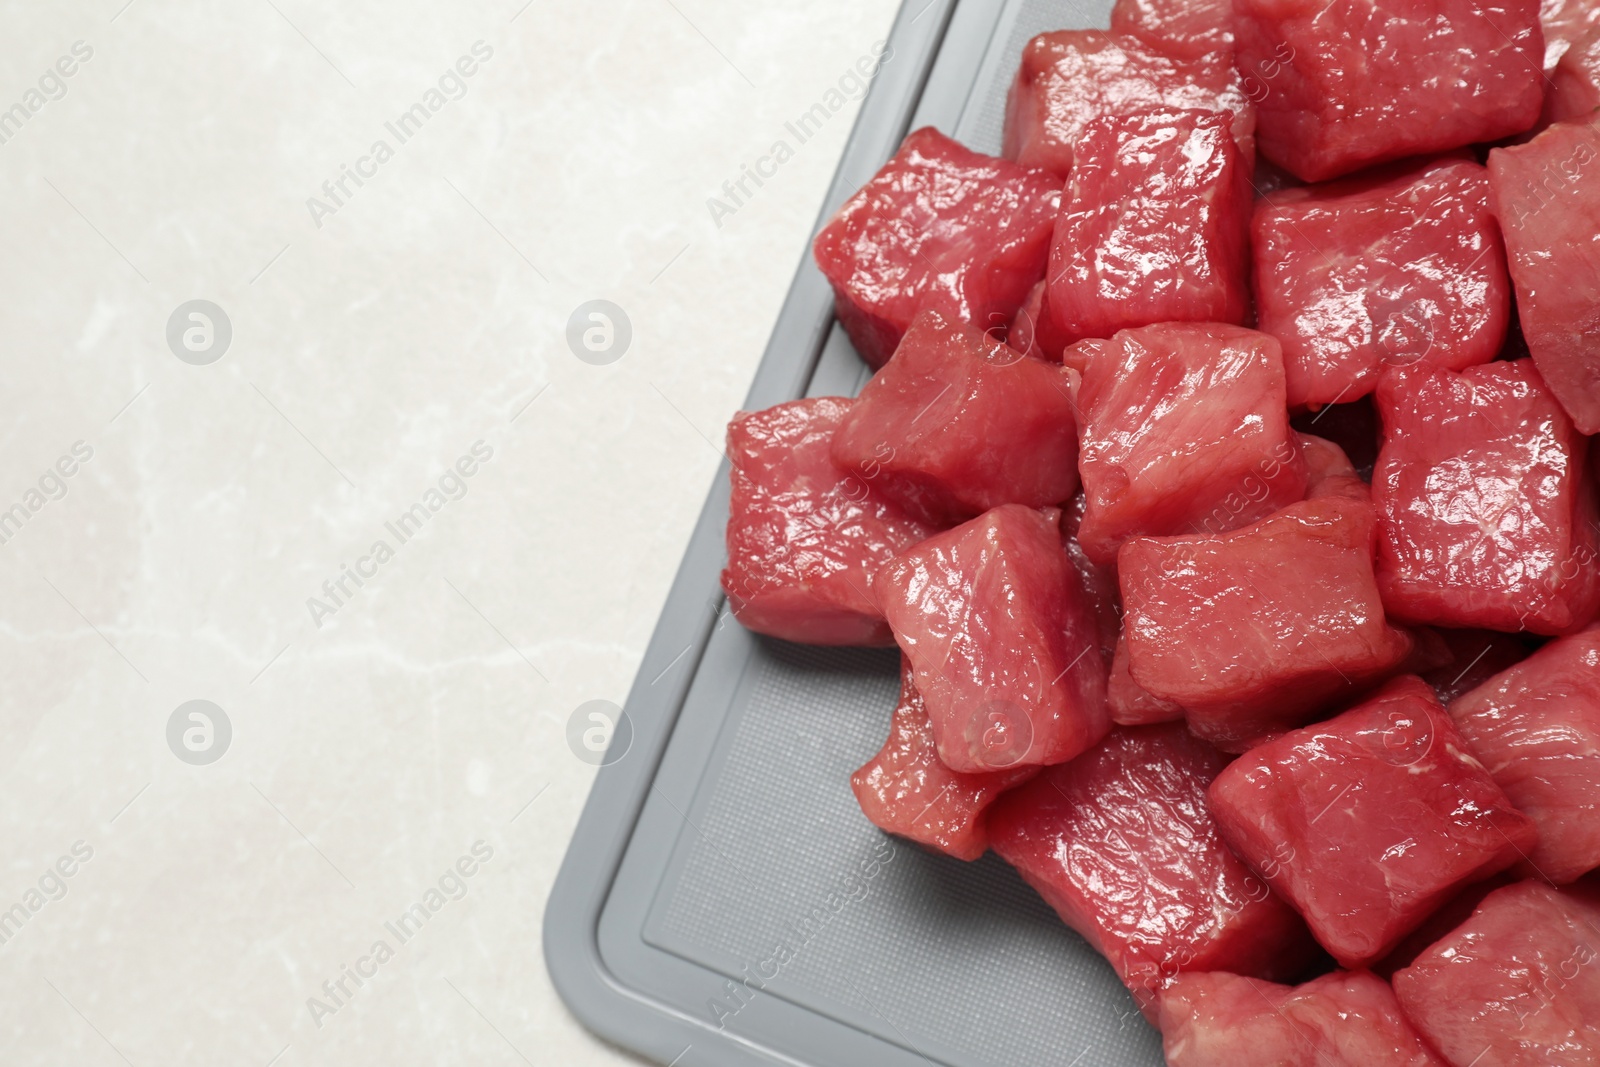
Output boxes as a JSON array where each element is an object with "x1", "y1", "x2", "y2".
[{"x1": 719, "y1": 0, "x2": 1600, "y2": 1061}]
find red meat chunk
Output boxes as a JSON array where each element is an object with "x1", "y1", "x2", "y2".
[
  {"x1": 1002, "y1": 31, "x2": 1254, "y2": 179},
  {"x1": 1109, "y1": 632, "x2": 1184, "y2": 725},
  {"x1": 1209, "y1": 676, "x2": 1540, "y2": 968},
  {"x1": 1423, "y1": 628, "x2": 1536, "y2": 704},
  {"x1": 1449, "y1": 624, "x2": 1600, "y2": 884},
  {"x1": 873, "y1": 504, "x2": 1109, "y2": 772},
  {"x1": 1299, "y1": 431, "x2": 1368, "y2": 502},
  {"x1": 1291, "y1": 395, "x2": 1382, "y2": 482},
  {"x1": 1373, "y1": 872, "x2": 1518, "y2": 980},
  {"x1": 722, "y1": 398, "x2": 934, "y2": 645},
  {"x1": 1059, "y1": 494, "x2": 1123, "y2": 659},
  {"x1": 1371, "y1": 360, "x2": 1600, "y2": 636},
  {"x1": 1120, "y1": 495, "x2": 1414, "y2": 752},
  {"x1": 1047, "y1": 109, "x2": 1252, "y2": 344},
  {"x1": 1253, "y1": 159, "x2": 1511, "y2": 410},
  {"x1": 812, "y1": 127, "x2": 1061, "y2": 369},
  {"x1": 1158, "y1": 969, "x2": 1446, "y2": 1067},
  {"x1": 1394, "y1": 881, "x2": 1600, "y2": 1066},
  {"x1": 1006, "y1": 277, "x2": 1071, "y2": 362},
  {"x1": 830, "y1": 309, "x2": 1078, "y2": 527},
  {"x1": 1544, "y1": 22, "x2": 1600, "y2": 127},
  {"x1": 851, "y1": 656, "x2": 1038, "y2": 861},
  {"x1": 1542, "y1": 0, "x2": 1600, "y2": 71},
  {"x1": 1111, "y1": 0, "x2": 1235, "y2": 59},
  {"x1": 987, "y1": 725, "x2": 1317, "y2": 1016},
  {"x1": 1006, "y1": 278, "x2": 1049, "y2": 361},
  {"x1": 1233, "y1": 0, "x2": 1545, "y2": 181},
  {"x1": 1071, "y1": 323, "x2": 1306, "y2": 564},
  {"x1": 1487, "y1": 113, "x2": 1600, "y2": 434}
]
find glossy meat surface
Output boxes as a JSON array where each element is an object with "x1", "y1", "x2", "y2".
[
  {"x1": 1542, "y1": 0, "x2": 1600, "y2": 69},
  {"x1": 1159, "y1": 969, "x2": 1446, "y2": 1067},
  {"x1": 1291, "y1": 395, "x2": 1382, "y2": 481},
  {"x1": 1487, "y1": 114, "x2": 1600, "y2": 434},
  {"x1": 1120, "y1": 495, "x2": 1413, "y2": 751},
  {"x1": 812, "y1": 126, "x2": 1061, "y2": 368},
  {"x1": 1006, "y1": 276, "x2": 1071, "y2": 362},
  {"x1": 851, "y1": 656, "x2": 1038, "y2": 861},
  {"x1": 1394, "y1": 881, "x2": 1600, "y2": 1067},
  {"x1": 1109, "y1": 632, "x2": 1185, "y2": 725},
  {"x1": 987, "y1": 725, "x2": 1316, "y2": 1015},
  {"x1": 1423, "y1": 628, "x2": 1536, "y2": 704},
  {"x1": 830, "y1": 309, "x2": 1078, "y2": 527},
  {"x1": 1449, "y1": 624, "x2": 1600, "y2": 883},
  {"x1": 1372, "y1": 360, "x2": 1600, "y2": 636},
  {"x1": 1111, "y1": 0, "x2": 1236, "y2": 59},
  {"x1": 1545, "y1": 19, "x2": 1600, "y2": 124},
  {"x1": 722, "y1": 398, "x2": 934, "y2": 645},
  {"x1": 1299, "y1": 431, "x2": 1369, "y2": 502},
  {"x1": 1072, "y1": 323, "x2": 1306, "y2": 563},
  {"x1": 1059, "y1": 493, "x2": 1123, "y2": 660},
  {"x1": 1002, "y1": 31, "x2": 1253, "y2": 179},
  {"x1": 1253, "y1": 159, "x2": 1510, "y2": 409},
  {"x1": 1209, "y1": 676, "x2": 1540, "y2": 967},
  {"x1": 873, "y1": 504, "x2": 1109, "y2": 772},
  {"x1": 1047, "y1": 109, "x2": 1252, "y2": 343},
  {"x1": 1234, "y1": 0, "x2": 1545, "y2": 180}
]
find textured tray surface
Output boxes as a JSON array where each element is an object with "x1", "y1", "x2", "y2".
[{"x1": 641, "y1": 644, "x2": 1158, "y2": 1065}]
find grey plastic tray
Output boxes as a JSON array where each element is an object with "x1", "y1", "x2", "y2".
[{"x1": 544, "y1": 2, "x2": 1167, "y2": 1064}]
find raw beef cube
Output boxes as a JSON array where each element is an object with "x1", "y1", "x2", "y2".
[
  {"x1": 1048, "y1": 109, "x2": 1252, "y2": 343},
  {"x1": 1372, "y1": 360, "x2": 1600, "y2": 636},
  {"x1": 1253, "y1": 159, "x2": 1511, "y2": 409},
  {"x1": 1109, "y1": 633, "x2": 1185, "y2": 725},
  {"x1": 1234, "y1": 0, "x2": 1545, "y2": 181},
  {"x1": 1449, "y1": 625, "x2": 1600, "y2": 883},
  {"x1": 1158, "y1": 969, "x2": 1446, "y2": 1067},
  {"x1": 873, "y1": 504, "x2": 1109, "y2": 772},
  {"x1": 1373, "y1": 872, "x2": 1518, "y2": 979},
  {"x1": 1488, "y1": 113, "x2": 1600, "y2": 434},
  {"x1": 1071, "y1": 323, "x2": 1306, "y2": 563},
  {"x1": 1544, "y1": 19, "x2": 1600, "y2": 125},
  {"x1": 987, "y1": 725, "x2": 1317, "y2": 1016},
  {"x1": 831, "y1": 309, "x2": 1079, "y2": 527},
  {"x1": 1002, "y1": 31, "x2": 1254, "y2": 178},
  {"x1": 1006, "y1": 276, "x2": 1071, "y2": 362},
  {"x1": 1059, "y1": 494, "x2": 1122, "y2": 660},
  {"x1": 851, "y1": 656, "x2": 1038, "y2": 861},
  {"x1": 1252, "y1": 156, "x2": 1304, "y2": 197},
  {"x1": 722, "y1": 398, "x2": 935, "y2": 646},
  {"x1": 1398, "y1": 626, "x2": 1457, "y2": 677},
  {"x1": 1006, "y1": 278, "x2": 1049, "y2": 361},
  {"x1": 1209, "y1": 676, "x2": 1540, "y2": 967},
  {"x1": 1291, "y1": 395, "x2": 1381, "y2": 481},
  {"x1": 812, "y1": 127, "x2": 1062, "y2": 368},
  {"x1": 1542, "y1": 0, "x2": 1600, "y2": 70},
  {"x1": 1121, "y1": 495, "x2": 1414, "y2": 752},
  {"x1": 1298, "y1": 431, "x2": 1368, "y2": 502},
  {"x1": 1111, "y1": 0, "x2": 1235, "y2": 59},
  {"x1": 1394, "y1": 881, "x2": 1600, "y2": 1066},
  {"x1": 1423, "y1": 628, "x2": 1536, "y2": 704}
]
